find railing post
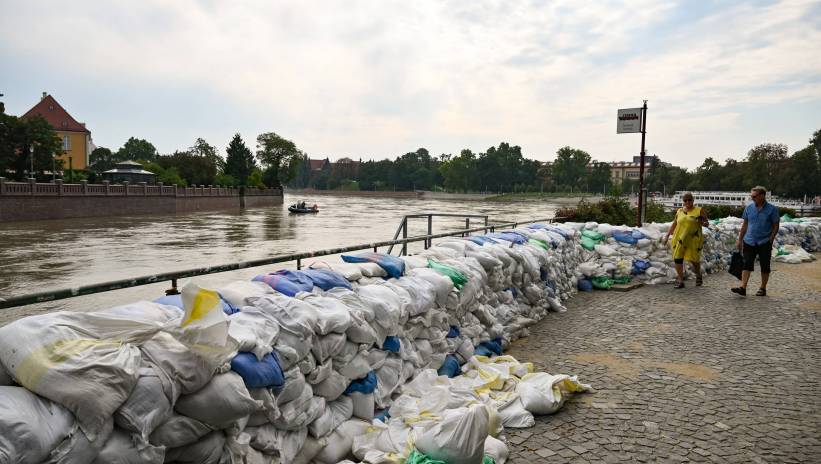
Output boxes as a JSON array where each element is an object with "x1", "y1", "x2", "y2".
[
  {"x1": 464, "y1": 218, "x2": 470, "y2": 237},
  {"x1": 123, "y1": 181, "x2": 129, "y2": 196},
  {"x1": 426, "y1": 215, "x2": 433, "y2": 249},
  {"x1": 140, "y1": 182, "x2": 147, "y2": 196},
  {"x1": 29, "y1": 178, "x2": 36, "y2": 196},
  {"x1": 0, "y1": 177, "x2": 5, "y2": 195},
  {"x1": 56, "y1": 179, "x2": 63, "y2": 196},
  {"x1": 80, "y1": 180, "x2": 87, "y2": 194},
  {"x1": 402, "y1": 217, "x2": 408, "y2": 256}
]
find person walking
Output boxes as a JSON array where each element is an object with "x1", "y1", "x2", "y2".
[
  {"x1": 664, "y1": 192, "x2": 709, "y2": 288},
  {"x1": 732, "y1": 186, "x2": 780, "y2": 296}
]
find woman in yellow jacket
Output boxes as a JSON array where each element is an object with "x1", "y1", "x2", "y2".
[{"x1": 663, "y1": 192, "x2": 709, "y2": 288}]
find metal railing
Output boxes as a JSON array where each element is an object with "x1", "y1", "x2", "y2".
[
  {"x1": 387, "y1": 213, "x2": 492, "y2": 255},
  {"x1": 0, "y1": 216, "x2": 555, "y2": 310}
]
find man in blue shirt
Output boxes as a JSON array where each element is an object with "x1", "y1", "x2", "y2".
[{"x1": 731, "y1": 186, "x2": 780, "y2": 296}]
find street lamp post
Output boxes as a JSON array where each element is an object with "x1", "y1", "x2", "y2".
[{"x1": 29, "y1": 146, "x2": 34, "y2": 180}]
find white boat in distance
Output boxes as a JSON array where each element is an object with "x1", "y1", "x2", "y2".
[{"x1": 653, "y1": 191, "x2": 821, "y2": 216}]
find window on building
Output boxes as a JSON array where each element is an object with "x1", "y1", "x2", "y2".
[
  {"x1": 62, "y1": 135, "x2": 71, "y2": 150},
  {"x1": 627, "y1": 171, "x2": 639, "y2": 178}
]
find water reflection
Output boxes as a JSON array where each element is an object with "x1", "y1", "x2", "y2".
[{"x1": 0, "y1": 194, "x2": 560, "y2": 317}]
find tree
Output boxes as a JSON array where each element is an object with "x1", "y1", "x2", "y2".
[
  {"x1": 256, "y1": 132, "x2": 302, "y2": 188},
  {"x1": 440, "y1": 149, "x2": 478, "y2": 192},
  {"x1": 587, "y1": 161, "x2": 612, "y2": 194},
  {"x1": 744, "y1": 143, "x2": 788, "y2": 193},
  {"x1": 190, "y1": 137, "x2": 224, "y2": 171},
  {"x1": 88, "y1": 147, "x2": 115, "y2": 173},
  {"x1": 224, "y1": 134, "x2": 256, "y2": 186},
  {"x1": 783, "y1": 145, "x2": 820, "y2": 198},
  {"x1": 0, "y1": 111, "x2": 63, "y2": 180},
  {"x1": 155, "y1": 151, "x2": 217, "y2": 186},
  {"x1": 116, "y1": 137, "x2": 158, "y2": 162},
  {"x1": 552, "y1": 146, "x2": 591, "y2": 190},
  {"x1": 693, "y1": 157, "x2": 722, "y2": 190}
]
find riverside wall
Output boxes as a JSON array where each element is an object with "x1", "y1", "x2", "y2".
[{"x1": 0, "y1": 179, "x2": 282, "y2": 222}]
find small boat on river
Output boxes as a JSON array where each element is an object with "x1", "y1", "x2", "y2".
[{"x1": 288, "y1": 202, "x2": 319, "y2": 214}]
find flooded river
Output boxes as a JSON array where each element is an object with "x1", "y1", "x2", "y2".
[{"x1": 0, "y1": 194, "x2": 562, "y2": 322}]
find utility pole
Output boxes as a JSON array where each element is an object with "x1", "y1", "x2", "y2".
[{"x1": 637, "y1": 100, "x2": 648, "y2": 226}]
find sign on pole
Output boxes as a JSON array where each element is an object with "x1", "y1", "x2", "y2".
[{"x1": 617, "y1": 108, "x2": 643, "y2": 133}]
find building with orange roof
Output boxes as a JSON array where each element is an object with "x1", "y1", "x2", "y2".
[{"x1": 21, "y1": 92, "x2": 94, "y2": 171}]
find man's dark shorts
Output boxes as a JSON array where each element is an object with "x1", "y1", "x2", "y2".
[{"x1": 742, "y1": 241, "x2": 772, "y2": 273}]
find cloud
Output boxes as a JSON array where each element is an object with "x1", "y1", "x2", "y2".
[{"x1": 1, "y1": 0, "x2": 819, "y2": 168}]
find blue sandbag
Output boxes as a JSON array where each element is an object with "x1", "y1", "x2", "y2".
[
  {"x1": 153, "y1": 294, "x2": 238, "y2": 315},
  {"x1": 253, "y1": 269, "x2": 314, "y2": 297},
  {"x1": 527, "y1": 223, "x2": 549, "y2": 229},
  {"x1": 382, "y1": 336, "x2": 401, "y2": 353},
  {"x1": 468, "y1": 236, "x2": 498, "y2": 246},
  {"x1": 302, "y1": 268, "x2": 352, "y2": 291},
  {"x1": 547, "y1": 227, "x2": 572, "y2": 240},
  {"x1": 577, "y1": 278, "x2": 593, "y2": 292},
  {"x1": 345, "y1": 371, "x2": 378, "y2": 395},
  {"x1": 230, "y1": 351, "x2": 285, "y2": 389},
  {"x1": 437, "y1": 354, "x2": 461, "y2": 378},
  {"x1": 446, "y1": 326, "x2": 460, "y2": 338},
  {"x1": 632, "y1": 259, "x2": 651, "y2": 275},
  {"x1": 487, "y1": 232, "x2": 528, "y2": 245},
  {"x1": 631, "y1": 229, "x2": 646, "y2": 240},
  {"x1": 477, "y1": 339, "x2": 503, "y2": 356},
  {"x1": 613, "y1": 230, "x2": 638, "y2": 245},
  {"x1": 341, "y1": 252, "x2": 405, "y2": 278},
  {"x1": 374, "y1": 409, "x2": 391, "y2": 422},
  {"x1": 474, "y1": 345, "x2": 495, "y2": 357}
]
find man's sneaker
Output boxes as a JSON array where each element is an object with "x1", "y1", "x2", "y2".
[{"x1": 731, "y1": 287, "x2": 746, "y2": 296}]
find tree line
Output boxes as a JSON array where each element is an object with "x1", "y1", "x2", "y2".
[{"x1": 2, "y1": 97, "x2": 818, "y2": 199}]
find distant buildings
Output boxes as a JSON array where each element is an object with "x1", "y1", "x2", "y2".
[
  {"x1": 21, "y1": 92, "x2": 95, "y2": 171},
  {"x1": 102, "y1": 160, "x2": 157, "y2": 184},
  {"x1": 608, "y1": 155, "x2": 667, "y2": 183}
]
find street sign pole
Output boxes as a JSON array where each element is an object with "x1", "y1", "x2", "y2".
[{"x1": 637, "y1": 100, "x2": 648, "y2": 226}]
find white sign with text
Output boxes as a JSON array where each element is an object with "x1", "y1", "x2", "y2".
[{"x1": 617, "y1": 108, "x2": 643, "y2": 133}]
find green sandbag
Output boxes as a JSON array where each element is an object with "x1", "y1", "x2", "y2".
[
  {"x1": 581, "y1": 229, "x2": 605, "y2": 242},
  {"x1": 528, "y1": 238, "x2": 549, "y2": 250},
  {"x1": 776, "y1": 246, "x2": 789, "y2": 256},
  {"x1": 591, "y1": 276, "x2": 613, "y2": 289},
  {"x1": 428, "y1": 259, "x2": 469, "y2": 289},
  {"x1": 406, "y1": 450, "x2": 496, "y2": 464},
  {"x1": 581, "y1": 236, "x2": 597, "y2": 251},
  {"x1": 613, "y1": 276, "x2": 631, "y2": 285}
]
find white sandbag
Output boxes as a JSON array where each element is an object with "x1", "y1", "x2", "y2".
[
  {"x1": 349, "y1": 391, "x2": 375, "y2": 420},
  {"x1": 311, "y1": 332, "x2": 347, "y2": 363},
  {"x1": 48, "y1": 416, "x2": 114, "y2": 464},
  {"x1": 292, "y1": 436, "x2": 328, "y2": 464},
  {"x1": 164, "y1": 430, "x2": 225, "y2": 464},
  {"x1": 484, "y1": 435, "x2": 509, "y2": 464},
  {"x1": 414, "y1": 404, "x2": 491, "y2": 464},
  {"x1": 273, "y1": 383, "x2": 314, "y2": 430},
  {"x1": 308, "y1": 261, "x2": 363, "y2": 281},
  {"x1": 345, "y1": 310, "x2": 379, "y2": 345},
  {"x1": 356, "y1": 285, "x2": 403, "y2": 336},
  {"x1": 496, "y1": 397, "x2": 535, "y2": 428},
  {"x1": 373, "y1": 356, "x2": 403, "y2": 408},
  {"x1": 247, "y1": 425, "x2": 306, "y2": 462},
  {"x1": 312, "y1": 369, "x2": 349, "y2": 401},
  {"x1": 313, "y1": 419, "x2": 371, "y2": 464},
  {"x1": 0, "y1": 386, "x2": 75, "y2": 464},
  {"x1": 275, "y1": 330, "x2": 312, "y2": 369},
  {"x1": 335, "y1": 352, "x2": 371, "y2": 381},
  {"x1": 93, "y1": 428, "x2": 165, "y2": 464},
  {"x1": 594, "y1": 244, "x2": 617, "y2": 257},
  {"x1": 228, "y1": 308, "x2": 280, "y2": 360},
  {"x1": 114, "y1": 363, "x2": 175, "y2": 439},
  {"x1": 308, "y1": 395, "x2": 354, "y2": 438},
  {"x1": 141, "y1": 331, "x2": 221, "y2": 395},
  {"x1": 297, "y1": 294, "x2": 353, "y2": 334},
  {"x1": 248, "y1": 387, "x2": 281, "y2": 423},
  {"x1": 253, "y1": 295, "x2": 320, "y2": 338},
  {"x1": 149, "y1": 413, "x2": 212, "y2": 448},
  {"x1": 357, "y1": 262, "x2": 388, "y2": 277},
  {"x1": 0, "y1": 308, "x2": 166, "y2": 440},
  {"x1": 218, "y1": 280, "x2": 275, "y2": 308},
  {"x1": 175, "y1": 372, "x2": 262, "y2": 429},
  {"x1": 306, "y1": 360, "x2": 333, "y2": 386},
  {"x1": 517, "y1": 372, "x2": 591, "y2": 415}
]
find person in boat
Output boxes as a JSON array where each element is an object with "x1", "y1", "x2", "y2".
[
  {"x1": 663, "y1": 192, "x2": 708, "y2": 289},
  {"x1": 732, "y1": 186, "x2": 780, "y2": 297}
]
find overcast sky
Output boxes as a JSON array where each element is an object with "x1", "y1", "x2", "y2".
[{"x1": 1, "y1": 0, "x2": 819, "y2": 168}]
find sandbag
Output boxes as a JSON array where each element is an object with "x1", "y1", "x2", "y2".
[
  {"x1": 302, "y1": 268, "x2": 353, "y2": 290},
  {"x1": 342, "y1": 252, "x2": 405, "y2": 278},
  {"x1": 308, "y1": 395, "x2": 354, "y2": 438},
  {"x1": 217, "y1": 280, "x2": 275, "y2": 308},
  {"x1": 140, "y1": 332, "x2": 219, "y2": 395},
  {"x1": 175, "y1": 372, "x2": 262, "y2": 429},
  {"x1": 253, "y1": 269, "x2": 314, "y2": 297},
  {"x1": 414, "y1": 404, "x2": 491, "y2": 464},
  {"x1": 164, "y1": 430, "x2": 225, "y2": 464},
  {"x1": 247, "y1": 425, "x2": 306, "y2": 462},
  {"x1": 149, "y1": 413, "x2": 212, "y2": 448},
  {"x1": 517, "y1": 372, "x2": 591, "y2": 415},
  {"x1": 230, "y1": 351, "x2": 285, "y2": 389},
  {"x1": 114, "y1": 363, "x2": 175, "y2": 439},
  {"x1": 93, "y1": 427, "x2": 165, "y2": 463},
  {"x1": 0, "y1": 386, "x2": 75, "y2": 464},
  {"x1": 313, "y1": 369, "x2": 349, "y2": 401},
  {"x1": 0, "y1": 308, "x2": 165, "y2": 440},
  {"x1": 313, "y1": 419, "x2": 371, "y2": 464},
  {"x1": 227, "y1": 308, "x2": 280, "y2": 360}
]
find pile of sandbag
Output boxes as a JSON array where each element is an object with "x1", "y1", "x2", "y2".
[{"x1": 1, "y1": 216, "x2": 816, "y2": 463}]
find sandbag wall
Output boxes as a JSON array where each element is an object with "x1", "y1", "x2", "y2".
[{"x1": 0, "y1": 217, "x2": 818, "y2": 464}]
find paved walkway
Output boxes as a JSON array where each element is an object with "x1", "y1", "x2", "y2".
[{"x1": 506, "y1": 255, "x2": 821, "y2": 463}]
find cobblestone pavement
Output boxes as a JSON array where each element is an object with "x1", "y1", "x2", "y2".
[{"x1": 505, "y1": 256, "x2": 821, "y2": 463}]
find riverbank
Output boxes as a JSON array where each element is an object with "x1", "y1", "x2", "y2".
[{"x1": 286, "y1": 188, "x2": 595, "y2": 204}]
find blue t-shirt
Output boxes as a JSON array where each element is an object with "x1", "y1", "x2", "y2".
[{"x1": 742, "y1": 201, "x2": 779, "y2": 246}]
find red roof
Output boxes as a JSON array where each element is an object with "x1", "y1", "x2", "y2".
[
  {"x1": 309, "y1": 159, "x2": 329, "y2": 170},
  {"x1": 21, "y1": 94, "x2": 90, "y2": 134}
]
